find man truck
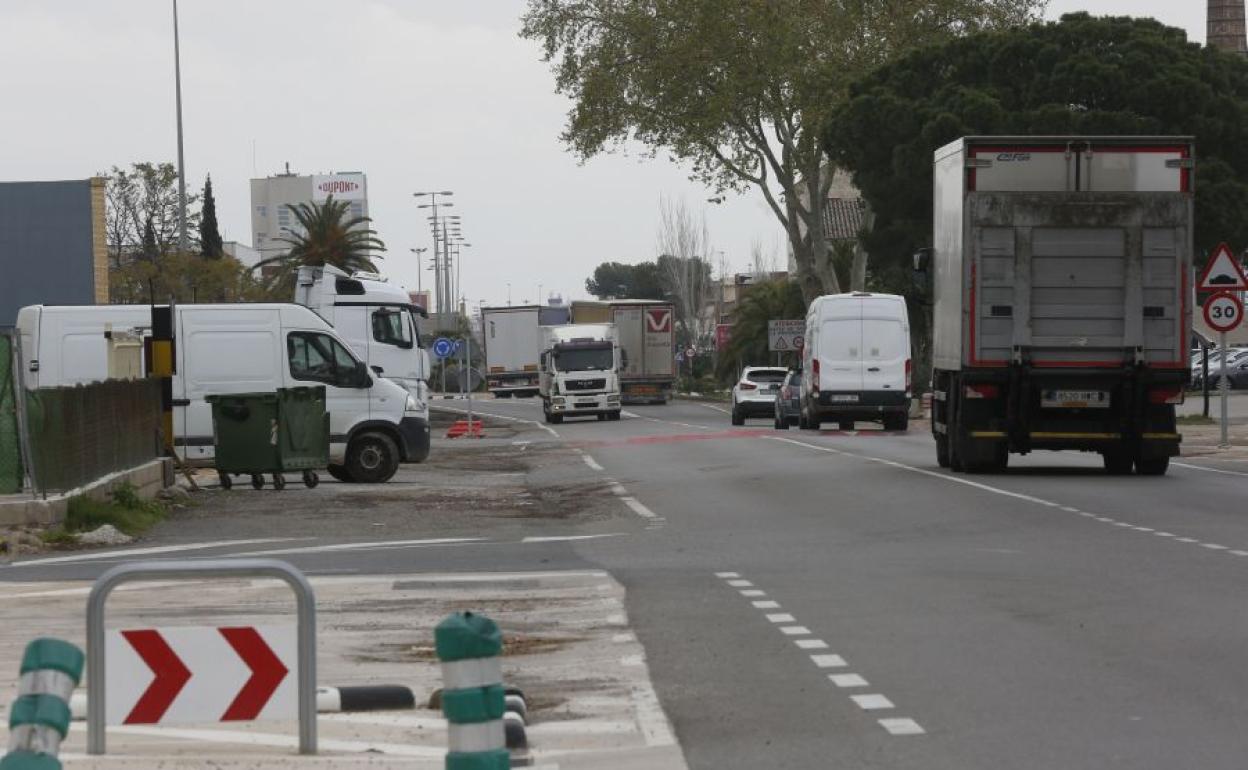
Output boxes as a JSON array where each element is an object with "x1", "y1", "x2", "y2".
[
  {"x1": 571, "y1": 300, "x2": 675, "y2": 404},
  {"x1": 919, "y1": 136, "x2": 1193, "y2": 475},
  {"x1": 539, "y1": 323, "x2": 623, "y2": 423}
]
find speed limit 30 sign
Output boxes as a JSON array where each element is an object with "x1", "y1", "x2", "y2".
[{"x1": 1204, "y1": 291, "x2": 1244, "y2": 333}]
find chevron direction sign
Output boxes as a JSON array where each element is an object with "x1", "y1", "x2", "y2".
[{"x1": 105, "y1": 626, "x2": 296, "y2": 725}]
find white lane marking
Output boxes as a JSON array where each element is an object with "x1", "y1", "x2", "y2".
[
  {"x1": 726, "y1": 579, "x2": 754, "y2": 587},
  {"x1": 1154, "y1": 532, "x2": 1176, "y2": 537},
  {"x1": 520, "y1": 534, "x2": 628, "y2": 544},
  {"x1": 1174, "y1": 461, "x2": 1248, "y2": 478},
  {"x1": 609, "y1": 482, "x2": 629, "y2": 496},
  {"x1": 851, "y1": 694, "x2": 895, "y2": 711},
  {"x1": 233, "y1": 537, "x2": 486, "y2": 557},
  {"x1": 612, "y1": 632, "x2": 636, "y2": 644},
  {"x1": 779, "y1": 626, "x2": 811, "y2": 636},
  {"x1": 810, "y1": 654, "x2": 848, "y2": 668},
  {"x1": 620, "y1": 410, "x2": 641, "y2": 419},
  {"x1": 621, "y1": 496, "x2": 660, "y2": 520},
  {"x1": 765, "y1": 613, "x2": 796, "y2": 623},
  {"x1": 1061, "y1": 506, "x2": 1081, "y2": 513},
  {"x1": 631, "y1": 678, "x2": 679, "y2": 748},
  {"x1": 583, "y1": 455, "x2": 605, "y2": 471},
  {"x1": 1202, "y1": 543, "x2": 1230, "y2": 551},
  {"x1": 1232, "y1": 550, "x2": 1248, "y2": 557},
  {"x1": 636, "y1": 414, "x2": 714, "y2": 431},
  {"x1": 795, "y1": 639, "x2": 829, "y2": 650},
  {"x1": 607, "y1": 613, "x2": 627, "y2": 625},
  {"x1": 752, "y1": 600, "x2": 781, "y2": 609},
  {"x1": 829, "y1": 673, "x2": 869, "y2": 688},
  {"x1": 1134, "y1": 527, "x2": 1155, "y2": 533},
  {"x1": 1176, "y1": 537, "x2": 1199, "y2": 543},
  {"x1": 5, "y1": 538, "x2": 303, "y2": 567},
  {"x1": 104, "y1": 725, "x2": 444, "y2": 757},
  {"x1": 739, "y1": 589, "x2": 766, "y2": 597},
  {"x1": 434, "y1": 404, "x2": 560, "y2": 438},
  {"x1": 878, "y1": 718, "x2": 926, "y2": 736},
  {"x1": 715, "y1": 571, "x2": 741, "y2": 578}
]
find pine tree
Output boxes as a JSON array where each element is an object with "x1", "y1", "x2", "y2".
[
  {"x1": 199, "y1": 174, "x2": 223, "y2": 259},
  {"x1": 141, "y1": 216, "x2": 158, "y2": 262}
]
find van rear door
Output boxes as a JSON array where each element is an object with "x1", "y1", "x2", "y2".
[
  {"x1": 860, "y1": 297, "x2": 907, "y2": 394},
  {"x1": 818, "y1": 298, "x2": 863, "y2": 393}
]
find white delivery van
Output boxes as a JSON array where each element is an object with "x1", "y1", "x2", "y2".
[
  {"x1": 294, "y1": 265, "x2": 431, "y2": 462},
  {"x1": 538, "y1": 323, "x2": 622, "y2": 423},
  {"x1": 801, "y1": 293, "x2": 911, "y2": 431},
  {"x1": 16, "y1": 303, "x2": 428, "y2": 483}
]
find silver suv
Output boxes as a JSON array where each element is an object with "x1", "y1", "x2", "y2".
[{"x1": 731, "y1": 367, "x2": 788, "y2": 425}]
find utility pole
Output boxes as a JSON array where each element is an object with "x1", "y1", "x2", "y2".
[
  {"x1": 172, "y1": 0, "x2": 189, "y2": 255},
  {"x1": 414, "y1": 191, "x2": 453, "y2": 326}
]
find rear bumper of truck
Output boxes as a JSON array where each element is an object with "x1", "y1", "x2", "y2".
[
  {"x1": 486, "y1": 371, "x2": 540, "y2": 395},
  {"x1": 620, "y1": 380, "x2": 673, "y2": 404}
]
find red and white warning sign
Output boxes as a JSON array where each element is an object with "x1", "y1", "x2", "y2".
[
  {"x1": 1204, "y1": 291, "x2": 1244, "y2": 334},
  {"x1": 105, "y1": 625, "x2": 296, "y2": 725},
  {"x1": 1197, "y1": 243, "x2": 1248, "y2": 292},
  {"x1": 645, "y1": 308, "x2": 672, "y2": 333}
]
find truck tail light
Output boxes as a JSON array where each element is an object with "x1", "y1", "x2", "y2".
[
  {"x1": 811, "y1": 360, "x2": 820, "y2": 393},
  {"x1": 963, "y1": 383, "x2": 1000, "y2": 399},
  {"x1": 905, "y1": 359, "x2": 912, "y2": 391},
  {"x1": 1148, "y1": 387, "x2": 1184, "y2": 405}
]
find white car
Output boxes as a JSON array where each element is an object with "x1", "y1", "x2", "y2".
[{"x1": 731, "y1": 367, "x2": 788, "y2": 425}]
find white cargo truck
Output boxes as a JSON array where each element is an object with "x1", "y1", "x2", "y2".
[
  {"x1": 917, "y1": 136, "x2": 1193, "y2": 475},
  {"x1": 481, "y1": 305, "x2": 542, "y2": 397},
  {"x1": 571, "y1": 300, "x2": 675, "y2": 404},
  {"x1": 294, "y1": 265, "x2": 431, "y2": 462},
  {"x1": 17, "y1": 303, "x2": 426, "y2": 483},
  {"x1": 538, "y1": 323, "x2": 622, "y2": 423}
]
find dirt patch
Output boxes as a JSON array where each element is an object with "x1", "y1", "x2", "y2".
[{"x1": 354, "y1": 633, "x2": 586, "y2": 664}]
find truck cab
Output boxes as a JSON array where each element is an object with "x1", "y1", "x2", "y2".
[
  {"x1": 539, "y1": 323, "x2": 623, "y2": 423},
  {"x1": 294, "y1": 265, "x2": 431, "y2": 462}
]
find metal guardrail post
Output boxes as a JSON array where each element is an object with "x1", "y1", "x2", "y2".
[
  {"x1": 0, "y1": 638, "x2": 84, "y2": 770},
  {"x1": 436, "y1": 612, "x2": 509, "y2": 769},
  {"x1": 85, "y1": 559, "x2": 317, "y2": 755}
]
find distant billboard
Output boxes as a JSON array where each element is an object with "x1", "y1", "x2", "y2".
[{"x1": 312, "y1": 173, "x2": 365, "y2": 202}]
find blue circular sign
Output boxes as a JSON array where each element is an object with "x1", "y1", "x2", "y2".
[{"x1": 432, "y1": 337, "x2": 455, "y2": 359}]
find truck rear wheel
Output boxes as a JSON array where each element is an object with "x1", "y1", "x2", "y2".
[
  {"x1": 935, "y1": 434, "x2": 950, "y2": 468},
  {"x1": 1102, "y1": 450, "x2": 1133, "y2": 475},
  {"x1": 1135, "y1": 456, "x2": 1170, "y2": 476},
  {"x1": 345, "y1": 432, "x2": 400, "y2": 484}
]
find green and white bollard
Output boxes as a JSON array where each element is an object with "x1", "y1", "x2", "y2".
[
  {"x1": 436, "y1": 612, "x2": 509, "y2": 770},
  {"x1": 1, "y1": 639, "x2": 85, "y2": 770}
]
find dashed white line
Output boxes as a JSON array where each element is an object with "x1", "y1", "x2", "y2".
[
  {"x1": 795, "y1": 639, "x2": 829, "y2": 650},
  {"x1": 851, "y1": 694, "x2": 895, "y2": 711},
  {"x1": 810, "y1": 654, "x2": 847, "y2": 668},
  {"x1": 879, "y1": 718, "x2": 926, "y2": 736},
  {"x1": 1231, "y1": 550, "x2": 1248, "y2": 557},
  {"x1": 779, "y1": 626, "x2": 811, "y2": 636},
  {"x1": 621, "y1": 496, "x2": 660, "y2": 521},
  {"x1": 1176, "y1": 537, "x2": 1199, "y2": 543},
  {"x1": 829, "y1": 674, "x2": 869, "y2": 688},
  {"x1": 583, "y1": 455, "x2": 605, "y2": 471},
  {"x1": 1174, "y1": 461, "x2": 1248, "y2": 478},
  {"x1": 752, "y1": 600, "x2": 781, "y2": 609},
  {"x1": 715, "y1": 572, "x2": 741, "y2": 579},
  {"x1": 740, "y1": 589, "x2": 767, "y2": 597},
  {"x1": 765, "y1": 613, "x2": 796, "y2": 623},
  {"x1": 1202, "y1": 543, "x2": 1230, "y2": 551},
  {"x1": 1154, "y1": 532, "x2": 1176, "y2": 537},
  {"x1": 726, "y1": 579, "x2": 754, "y2": 587}
]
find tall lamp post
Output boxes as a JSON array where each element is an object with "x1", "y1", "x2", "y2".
[
  {"x1": 172, "y1": 0, "x2": 189, "y2": 255},
  {"x1": 408, "y1": 247, "x2": 428, "y2": 294},
  {"x1": 414, "y1": 191, "x2": 453, "y2": 325}
]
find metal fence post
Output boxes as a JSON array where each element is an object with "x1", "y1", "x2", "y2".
[
  {"x1": 8, "y1": 334, "x2": 38, "y2": 499},
  {"x1": 436, "y1": 612, "x2": 509, "y2": 769},
  {"x1": 86, "y1": 559, "x2": 317, "y2": 755},
  {"x1": 0, "y1": 638, "x2": 84, "y2": 770}
]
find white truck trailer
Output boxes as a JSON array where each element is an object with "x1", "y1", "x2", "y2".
[
  {"x1": 481, "y1": 306, "x2": 542, "y2": 397},
  {"x1": 919, "y1": 136, "x2": 1193, "y2": 475},
  {"x1": 571, "y1": 300, "x2": 675, "y2": 404},
  {"x1": 538, "y1": 323, "x2": 622, "y2": 423}
]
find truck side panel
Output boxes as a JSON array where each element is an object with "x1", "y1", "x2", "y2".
[{"x1": 932, "y1": 142, "x2": 966, "y2": 371}]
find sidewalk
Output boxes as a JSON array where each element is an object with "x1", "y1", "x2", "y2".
[{"x1": 0, "y1": 571, "x2": 686, "y2": 769}]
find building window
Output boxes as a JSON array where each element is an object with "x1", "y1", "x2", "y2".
[
  {"x1": 277, "y1": 205, "x2": 292, "y2": 228},
  {"x1": 256, "y1": 205, "x2": 267, "y2": 218},
  {"x1": 350, "y1": 202, "x2": 363, "y2": 219}
]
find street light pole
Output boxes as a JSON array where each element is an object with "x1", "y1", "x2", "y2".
[
  {"x1": 414, "y1": 191, "x2": 453, "y2": 326},
  {"x1": 173, "y1": 0, "x2": 189, "y2": 255}
]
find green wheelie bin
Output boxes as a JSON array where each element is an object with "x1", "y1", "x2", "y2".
[{"x1": 207, "y1": 386, "x2": 330, "y2": 490}]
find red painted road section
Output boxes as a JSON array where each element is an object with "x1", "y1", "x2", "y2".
[
  {"x1": 219, "y1": 627, "x2": 289, "y2": 721},
  {"x1": 121, "y1": 629, "x2": 192, "y2": 724}
]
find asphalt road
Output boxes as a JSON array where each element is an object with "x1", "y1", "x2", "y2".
[{"x1": 6, "y1": 397, "x2": 1248, "y2": 769}]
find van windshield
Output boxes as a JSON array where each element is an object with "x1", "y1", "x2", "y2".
[{"x1": 554, "y1": 344, "x2": 613, "y2": 372}]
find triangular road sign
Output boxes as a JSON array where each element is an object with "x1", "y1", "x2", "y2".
[{"x1": 1197, "y1": 243, "x2": 1248, "y2": 291}]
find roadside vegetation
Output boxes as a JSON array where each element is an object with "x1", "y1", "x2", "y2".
[{"x1": 40, "y1": 482, "x2": 167, "y2": 545}]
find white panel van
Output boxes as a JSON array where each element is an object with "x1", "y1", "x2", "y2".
[
  {"x1": 16, "y1": 303, "x2": 428, "y2": 483},
  {"x1": 801, "y1": 293, "x2": 912, "y2": 431}
]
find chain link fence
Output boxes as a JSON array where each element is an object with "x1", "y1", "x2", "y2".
[{"x1": 0, "y1": 332, "x2": 21, "y2": 493}]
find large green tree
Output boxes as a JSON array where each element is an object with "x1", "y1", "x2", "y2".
[
  {"x1": 198, "y1": 174, "x2": 223, "y2": 259},
  {"x1": 586, "y1": 261, "x2": 665, "y2": 299},
  {"x1": 254, "y1": 196, "x2": 385, "y2": 291},
  {"x1": 521, "y1": 0, "x2": 1043, "y2": 299},
  {"x1": 828, "y1": 13, "x2": 1248, "y2": 276}
]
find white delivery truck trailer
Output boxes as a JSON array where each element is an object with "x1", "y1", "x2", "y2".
[
  {"x1": 16, "y1": 303, "x2": 428, "y2": 483},
  {"x1": 294, "y1": 265, "x2": 431, "y2": 462},
  {"x1": 538, "y1": 323, "x2": 622, "y2": 423},
  {"x1": 481, "y1": 305, "x2": 542, "y2": 397},
  {"x1": 801, "y1": 293, "x2": 911, "y2": 431},
  {"x1": 918, "y1": 136, "x2": 1193, "y2": 475},
  {"x1": 571, "y1": 300, "x2": 675, "y2": 404}
]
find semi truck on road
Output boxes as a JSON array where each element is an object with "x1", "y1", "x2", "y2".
[
  {"x1": 539, "y1": 323, "x2": 622, "y2": 423},
  {"x1": 571, "y1": 300, "x2": 675, "y2": 404},
  {"x1": 481, "y1": 305, "x2": 543, "y2": 398},
  {"x1": 920, "y1": 136, "x2": 1193, "y2": 475}
]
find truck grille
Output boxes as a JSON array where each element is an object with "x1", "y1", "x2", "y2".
[{"x1": 564, "y1": 378, "x2": 606, "y2": 391}]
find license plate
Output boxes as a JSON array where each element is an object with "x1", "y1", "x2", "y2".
[
  {"x1": 631, "y1": 386, "x2": 656, "y2": 394},
  {"x1": 829, "y1": 394, "x2": 859, "y2": 403},
  {"x1": 578, "y1": 400, "x2": 597, "y2": 407},
  {"x1": 1041, "y1": 390, "x2": 1110, "y2": 409}
]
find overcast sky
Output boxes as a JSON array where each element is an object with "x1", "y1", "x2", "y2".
[{"x1": 0, "y1": 2, "x2": 1206, "y2": 309}]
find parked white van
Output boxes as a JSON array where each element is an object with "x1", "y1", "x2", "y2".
[
  {"x1": 16, "y1": 303, "x2": 428, "y2": 483},
  {"x1": 801, "y1": 293, "x2": 912, "y2": 431}
]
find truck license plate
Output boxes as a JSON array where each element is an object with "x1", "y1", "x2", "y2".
[
  {"x1": 578, "y1": 400, "x2": 597, "y2": 407},
  {"x1": 830, "y1": 394, "x2": 859, "y2": 403},
  {"x1": 1041, "y1": 390, "x2": 1109, "y2": 409}
]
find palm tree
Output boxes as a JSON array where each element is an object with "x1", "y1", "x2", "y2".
[{"x1": 254, "y1": 195, "x2": 385, "y2": 290}]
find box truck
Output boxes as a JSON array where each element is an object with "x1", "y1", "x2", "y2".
[
  {"x1": 918, "y1": 136, "x2": 1193, "y2": 475},
  {"x1": 539, "y1": 323, "x2": 622, "y2": 423},
  {"x1": 572, "y1": 300, "x2": 675, "y2": 404},
  {"x1": 294, "y1": 265, "x2": 431, "y2": 462},
  {"x1": 17, "y1": 303, "x2": 428, "y2": 483},
  {"x1": 481, "y1": 306, "x2": 543, "y2": 397}
]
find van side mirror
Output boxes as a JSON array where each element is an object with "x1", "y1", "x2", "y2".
[
  {"x1": 371, "y1": 365, "x2": 385, "y2": 376},
  {"x1": 913, "y1": 248, "x2": 932, "y2": 274}
]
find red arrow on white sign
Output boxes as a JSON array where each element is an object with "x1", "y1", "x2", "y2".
[{"x1": 107, "y1": 625, "x2": 296, "y2": 725}]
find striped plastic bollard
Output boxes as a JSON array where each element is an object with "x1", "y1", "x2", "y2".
[
  {"x1": 435, "y1": 612, "x2": 509, "y2": 770},
  {"x1": 0, "y1": 639, "x2": 85, "y2": 770}
]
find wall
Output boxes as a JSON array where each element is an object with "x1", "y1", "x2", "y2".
[{"x1": 0, "y1": 178, "x2": 107, "y2": 326}]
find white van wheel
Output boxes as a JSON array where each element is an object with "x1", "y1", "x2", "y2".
[{"x1": 346, "y1": 432, "x2": 400, "y2": 484}]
